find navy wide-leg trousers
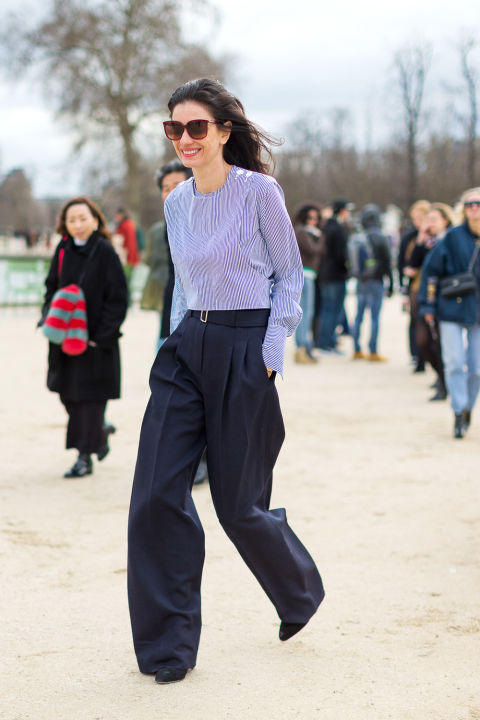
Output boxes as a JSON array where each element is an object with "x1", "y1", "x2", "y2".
[{"x1": 127, "y1": 310, "x2": 325, "y2": 673}]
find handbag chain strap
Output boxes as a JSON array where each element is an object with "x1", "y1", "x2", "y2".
[{"x1": 467, "y1": 241, "x2": 480, "y2": 273}]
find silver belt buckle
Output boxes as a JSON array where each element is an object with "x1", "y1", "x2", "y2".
[{"x1": 200, "y1": 310, "x2": 208, "y2": 323}]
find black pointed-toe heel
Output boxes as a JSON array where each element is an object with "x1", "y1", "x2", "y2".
[
  {"x1": 279, "y1": 621, "x2": 307, "y2": 642},
  {"x1": 154, "y1": 667, "x2": 188, "y2": 684}
]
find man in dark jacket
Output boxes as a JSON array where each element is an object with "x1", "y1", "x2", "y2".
[
  {"x1": 317, "y1": 199, "x2": 350, "y2": 352},
  {"x1": 352, "y1": 204, "x2": 393, "y2": 361}
]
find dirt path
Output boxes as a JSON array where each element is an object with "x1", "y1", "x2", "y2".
[{"x1": 1, "y1": 299, "x2": 479, "y2": 719}]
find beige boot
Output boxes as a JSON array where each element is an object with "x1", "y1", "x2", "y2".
[
  {"x1": 295, "y1": 347, "x2": 317, "y2": 364},
  {"x1": 368, "y1": 352, "x2": 388, "y2": 362}
]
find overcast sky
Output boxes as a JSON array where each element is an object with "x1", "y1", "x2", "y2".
[{"x1": 0, "y1": 0, "x2": 478, "y2": 197}]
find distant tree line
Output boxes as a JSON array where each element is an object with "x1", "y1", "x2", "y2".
[
  {"x1": 0, "y1": 1, "x2": 479, "y2": 234},
  {"x1": 278, "y1": 39, "x2": 479, "y2": 214}
]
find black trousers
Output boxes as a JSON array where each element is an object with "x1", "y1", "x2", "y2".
[
  {"x1": 127, "y1": 310, "x2": 325, "y2": 673},
  {"x1": 61, "y1": 398, "x2": 106, "y2": 454}
]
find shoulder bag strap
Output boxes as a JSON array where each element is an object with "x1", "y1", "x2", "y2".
[{"x1": 467, "y1": 241, "x2": 480, "y2": 273}]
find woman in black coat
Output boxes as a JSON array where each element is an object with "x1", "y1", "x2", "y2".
[{"x1": 40, "y1": 197, "x2": 129, "y2": 478}]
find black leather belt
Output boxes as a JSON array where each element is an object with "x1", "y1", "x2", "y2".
[{"x1": 188, "y1": 309, "x2": 270, "y2": 327}]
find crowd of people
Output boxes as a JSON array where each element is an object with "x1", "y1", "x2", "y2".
[
  {"x1": 37, "y1": 75, "x2": 480, "y2": 684},
  {"x1": 290, "y1": 188, "x2": 480, "y2": 440},
  {"x1": 292, "y1": 199, "x2": 394, "y2": 364}
]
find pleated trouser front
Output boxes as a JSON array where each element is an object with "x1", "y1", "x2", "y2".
[{"x1": 127, "y1": 310, "x2": 325, "y2": 673}]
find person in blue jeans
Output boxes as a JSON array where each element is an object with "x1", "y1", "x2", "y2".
[
  {"x1": 419, "y1": 187, "x2": 480, "y2": 438},
  {"x1": 293, "y1": 203, "x2": 324, "y2": 364},
  {"x1": 318, "y1": 200, "x2": 350, "y2": 353},
  {"x1": 352, "y1": 204, "x2": 393, "y2": 361}
]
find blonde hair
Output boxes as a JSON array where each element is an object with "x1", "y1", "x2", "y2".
[
  {"x1": 459, "y1": 187, "x2": 480, "y2": 222},
  {"x1": 429, "y1": 202, "x2": 455, "y2": 228},
  {"x1": 409, "y1": 200, "x2": 431, "y2": 218}
]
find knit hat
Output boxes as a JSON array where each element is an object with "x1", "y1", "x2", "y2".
[{"x1": 42, "y1": 284, "x2": 89, "y2": 355}]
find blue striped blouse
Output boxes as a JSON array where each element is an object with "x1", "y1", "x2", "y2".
[{"x1": 164, "y1": 166, "x2": 303, "y2": 377}]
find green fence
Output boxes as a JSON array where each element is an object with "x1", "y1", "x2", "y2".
[
  {"x1": 0, "y1": 256, "x2": 149, "y2": 306},
  {"x1": 0, "y1": 257, "x2": 50, "y2": 306}
]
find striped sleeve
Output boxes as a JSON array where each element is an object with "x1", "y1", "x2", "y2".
[
  {"x1": 164, "y1": 193, "x2": 187, "y2": 334},
  {"x1": 170, "y1": 270, "x2": 188, "y2": 334},
  {"x1": 259, "y1": 180, "x2": 303, "y2": 377}
]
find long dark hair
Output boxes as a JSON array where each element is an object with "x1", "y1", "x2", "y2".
[
  {"x1": 294, "y1": 203, "x2": 322, "y2": 228},
  {"x1": 56, "y1": 196, "x2": 112, "y2": 241},
  {"x1": 167, "y1": 78, "x2": 281, "y2": 174}
]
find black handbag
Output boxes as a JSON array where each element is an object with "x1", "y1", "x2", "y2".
[{"x1": 440, "y1": 245, "x2": 480, "y2": 298}]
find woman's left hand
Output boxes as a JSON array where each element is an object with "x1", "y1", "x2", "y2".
[{"x1": 88, "y1": 340, "x2": 97, "y2": 347}]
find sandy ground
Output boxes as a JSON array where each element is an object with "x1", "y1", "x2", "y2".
[{"x1": 1, "y1": 297, "x2": 480, "y2": 720}]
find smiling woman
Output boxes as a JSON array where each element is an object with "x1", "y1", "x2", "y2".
[
  {"x1": 167, "y1": 100, "x2": 231, "y2": 192},
  {"x1": 127, "y1": 78, "x2": 325, "y2": 685}
]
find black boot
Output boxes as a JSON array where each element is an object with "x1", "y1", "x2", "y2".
[
  {"x1": 454, "y1": 414, "x2": 465, "y2": 439},
  {"x1": 429, "y1": 381, "x2": 447, "y2": 401},
  {"x1": 97, "y1": 422, "x2": 116, "y2": 461},
  {"x1": 462, "y1": 409, "x2": 471, "y2": 432},
  {"x1": 64, "y1": 453, "x2": 93, "y2": 478}
]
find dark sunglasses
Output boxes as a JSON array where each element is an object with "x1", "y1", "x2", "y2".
[
  {"x1": 465, "y1": 200, "x2": 480, "y2": 208},
  {"x1": 163, "y1": 119, "x2": 221, "y2": 141}
]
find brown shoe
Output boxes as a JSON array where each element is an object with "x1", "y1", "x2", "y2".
[
  {"x1": 295, "y1": 347, "x2": 317, "y2": 364},
  {"x1": 352, "y1": 351, "x2": 365, "y2": 359},
  {"x1": 368, "y1": 353, "x2": 388, "y2": 362}
]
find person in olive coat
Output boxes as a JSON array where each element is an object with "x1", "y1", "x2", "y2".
[
  {"x1": 40, "y1": 197, "x2": 129, "y2": 478},
  {"x1": 141, "y1": 159, "x2": 192, "y2": 350}
]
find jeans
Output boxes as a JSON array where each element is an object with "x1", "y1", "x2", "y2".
[
  {"x1": 337, "y1": 305, "x2": 351, "y2": 335},
  {"x1": 439, "y1": 321, "x2": 480, "y2": 414},
  {"x1": 318, "y1": 281, "x2": 346, "y2": 349},
  {"x1": 295, "y1": 273, "x2": 315, "y2": 349},
  {"x1": 353, "y1": 280, "x2": 384, "y2": 353}
]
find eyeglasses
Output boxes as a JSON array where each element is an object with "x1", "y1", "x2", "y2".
[
  {"x1": 163, "y1": 119, "x2": 221, "y2": 141},
  {"x1": 465, "y1": 200, "x2": 480, "y2": 208}
]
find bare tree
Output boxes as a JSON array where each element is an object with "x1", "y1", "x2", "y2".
[
  {"x1": 393, "y1": 42, "x2": 432, "y2": 205},
  {"x1": 0, "y1": 169, "x2": 42, "y2": 235},
  {"x1": 1, "y1": 0, "x2": 226, "y2": 214},
  {"x1": 458, "y1": 35, "x2": 479, "y2": 187}
]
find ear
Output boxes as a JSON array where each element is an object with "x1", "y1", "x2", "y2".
[{"x1": 220, "y1": 120, "x2": 232, "y2": 145}]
